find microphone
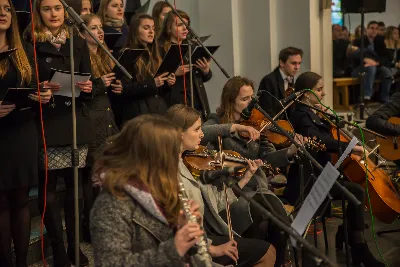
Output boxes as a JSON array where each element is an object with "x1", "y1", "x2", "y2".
[
  {"x1": 199, "y1": 166, "x2": 243, "y2": 186},
  {"x1": 240, "y1": 97, "x2": 258, "y2": 120},
  {"x1": 279, "y1": 89, "x2": 307, "y2": 105}
]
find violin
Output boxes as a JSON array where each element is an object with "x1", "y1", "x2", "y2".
[
  {"x1": 239, "y1": 108, "x2": 295, "y2": 148},
  {"x1": 316, "y1": 107, "x2": 400, "y2": 223},
  {"x1": 182, "y1": 145, "x2": 278, "y2": 178}
]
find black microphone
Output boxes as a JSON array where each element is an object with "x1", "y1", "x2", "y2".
[
  {"x1": 240, "y1": 97, "x2": 258, "y2": 120},
  {"x1": 199, "y1": 166, "x2": 243, "y2": 186},
  {"x1": 279, "y1": 89, "x2": 307, "y2": 105}
]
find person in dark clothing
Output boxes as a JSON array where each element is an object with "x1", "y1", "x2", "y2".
[
  {"x1": 158, "y1": 9, "x2": 212, "y2": 120},
  {"x1": 0, "y1": 1, "x2": 53, "y2": 266},
  {"x1": 284, "y1": 71, "x2": 384, "y2": 267},
  {"x1": 79, "y1": 13, "x2": 121, "y2": 242},
  {"x1": 332, "y1": 24, "x2": 351, "y2": 77},
  {"x1": 350, "y1": 21, "x2": 392, "y2": 102},
  {"x1": 24, "y1": 0, "x2": 94, "y2": 265},
  {"x1": 118, "y1": 13, "x2": 175, "y2": 125},
  {"x1": 257, "y1": 46, "x2": 303, "y2": 117},
  {"x1": 97, "y1": 0, "x2": 128, "y2": 54},
  {"x1": 366, "y1": 92, "x2": 400, "y2": 173}
]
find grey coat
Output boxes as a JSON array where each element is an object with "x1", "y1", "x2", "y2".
[
  {"x1": 91, "y1": 184, "x2": 193, "y2": 267},
  {"x1": 202, "y1": 114, "x2": 289, "y2": 233}
]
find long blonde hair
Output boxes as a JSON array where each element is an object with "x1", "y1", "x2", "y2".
[
  {"x1": 217, "y1": 76, "x2": 255, "y2": 123},
  {"x1": 1, "y1": 0, "x2": 32, "y2": 84},
  {"x1": 23, "y1": 0, "x2": 70, "y2": 42},
  {"x1": 93, "y1": 114, "x2": 182, "y2": 225},
  {"x1": 80, "y1": 14, "x2": 115, "y2": 78},
  {"x1": 384, "y1": 26, "x2": 399, "y2": 49}
]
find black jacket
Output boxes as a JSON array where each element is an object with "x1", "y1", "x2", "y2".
[
  {"x1": 29, "y1": 37, "x2": 94, "y2": 146},
  {"x1": 366, "y1": 92, "x2": 400, "y2": 136},
  {"x1": 257, "y1": 67, "x2": 286, "y2": 118},
  {"x1": 351, "y1": 35, "x2": 390, "y2": 67},
  {"x1": 103, "y1": 24, "x2": 129, "y2": 56},
  {"x1": 171, "y1": 68, "x2": 212, "y2": 120},
  {"x1": 284, "y1": 104, "x2": 348, "y2": 205}
]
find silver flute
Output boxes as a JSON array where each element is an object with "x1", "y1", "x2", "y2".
[{"x1": 178, "y1": 181, "x2": 213, "y2": 267}]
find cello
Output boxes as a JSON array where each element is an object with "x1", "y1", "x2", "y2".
[{"x1": 317, "y1": 109, "x2": 400, "y2": 223}]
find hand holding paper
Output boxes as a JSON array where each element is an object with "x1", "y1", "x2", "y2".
[
  {"x1": 76, "y1": 80, "x2": 92, "y2": 93},
  {"x1": 28, "y1": 90, "x2": 53, "y2": 104},
  {"x1": 0, "y1": 102, "x2": 15, "y2": 118}
]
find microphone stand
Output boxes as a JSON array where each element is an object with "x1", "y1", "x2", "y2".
[
  {"x1": 164, "y1": 0, "x2": 230, "y2": 78},
  {"x1": 252, "y1": 102, "x2": 361, "y2": 206},
  {"x1": 58, "y1": 1, "x2": 133, "y2": 266},
  {"x1": 188, "y1": 39, "x2": 194, "y2": 108},
  {"x1": 221, "y1": 176, "x2": 338, "y2": 267},
  {"x1": 59, "y1": 0, "x2": 132, "y2": 80}
]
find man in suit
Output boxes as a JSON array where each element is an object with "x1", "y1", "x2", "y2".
[
  {"x1": 350, "y1": 21, "x2": 392, "y2": 102},
  {"x1": 257, "y1": 46, "x2": 303, "y2": 117}
]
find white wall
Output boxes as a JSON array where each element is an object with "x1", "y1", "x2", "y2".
[{"x1": 345, "y1": 0, "x2": 400, "y2": 33}]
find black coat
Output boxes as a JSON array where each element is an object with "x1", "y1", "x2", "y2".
[
  {"x1": 284, "y1": 104, "x2": 348, "y2": 205},
  {"x1": 31, "y1": 37, "x2": 94, "y2": 147},
  {"x1": 366, "y1": 92, "x2": 400, "y2": 136},
  {"x1": 103, "y1": 24, "x2": 129, "y2": 56},
  {"x1": 351, "y1": 35, "x2": 390, "y2": 67},
  {"x1": 170, "y1": 69, "x2": 212, "y2": 120},
  {"x1": 257, "y1": 67, "x2": 286, "y2": 118}
]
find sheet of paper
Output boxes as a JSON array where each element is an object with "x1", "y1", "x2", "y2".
[
  {"x1": 290, "y1": 162, "x2": 340, "y2": 247},
  {"x1": 50, "y1": 70, "x2": 91, "y2": 98},
  {"x1": 334, "y1": 136, "x2": 358, "y2": 169}
]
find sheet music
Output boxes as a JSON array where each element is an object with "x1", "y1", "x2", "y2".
[
  {"x1": 50, "y1": 70, "x2": 91, "y2": 98},
  {"x1": 334, "y1": 136, "x2": 358, "y2": 168},
  {"x1": 290, "y1": 138, "x2": 357, "y2": 247}
]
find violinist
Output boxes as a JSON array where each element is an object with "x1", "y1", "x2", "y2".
[
  {"x1": 167, "y1": 104, "x2": 276, "y2": 267},
  {"x1": 284, "y1": 71, "x2": 384, "y2": 267},
  {"x1": 203, "y1": 76, "x2": 300, "y2": 267}
]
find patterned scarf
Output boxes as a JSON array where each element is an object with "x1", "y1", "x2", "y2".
[
  {"x1": 45, "y1": 28, "x2": 67, "y2": 49},
  {"x1": 103, "y1": 16, "x2": 125, "y2": 29}
]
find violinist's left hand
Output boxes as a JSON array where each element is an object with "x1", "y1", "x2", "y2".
[{"x1": 315, "y1": 104, "x2": 333, "y2": 114}]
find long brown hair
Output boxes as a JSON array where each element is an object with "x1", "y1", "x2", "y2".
[
  {"x1": 24, "y1": 0, "x2": 70, "y2": 42},
  {"x1": 384, "y1": 26, "x2": 399, "y2": 49},
  {"x1": 126, "y1": 13, "x2": 161, "y2": 81},
  {"x1": 166, "y1": 104, "x2": 201, "y2": 131},
  {"x1": 97, "y1": 0, "x2": 124, "y2": 24},
  {"x1": 151, "y1": 1, "x2": 169, "y2": 34},
  {"x1": 93, "y1": 114, "x2": 182, "y2": 225},
  {"x1": 217, "y1": 76, "x2": 254, "y2": 123},
  {"x1": 80, "y1": 14, "x2": 115, "y2": 78},
  {"x1": 1, "y1": 0, "x2": 32, "y2": 84},
  {"x1": 158, "y1": 9, "x2": 190, "y2": 54}
]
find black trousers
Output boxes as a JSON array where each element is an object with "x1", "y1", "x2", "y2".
[
  {"x1": 209, "y1": 235, "x2": 270, "y2": 267},
  {"x1": 38, "y1": 168, "x2": 83, "y2": 253},
  {"x1": 242, "y1": 194, "x2": 290, "y2": 267}
]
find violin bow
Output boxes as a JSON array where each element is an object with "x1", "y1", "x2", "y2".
[{"x1": 218, "y1": 136, "x2": 237, "y2": 265}]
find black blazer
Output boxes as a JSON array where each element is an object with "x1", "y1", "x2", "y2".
[
  {"x1": 366, "y1": 92, "x2": 400, "y2": 136},
  {"x1": 257, "y1": 67, "x2": 285, "y2": 117},
  {"x1": 103, "y1": 24, "x2": 129, "y2": 56},
  {"x1": 283, "y1": 104, "x2": 349, "y2": 204},
  {"x1": 31, "y1": 37, "x2": 94, "y2": 146}
]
